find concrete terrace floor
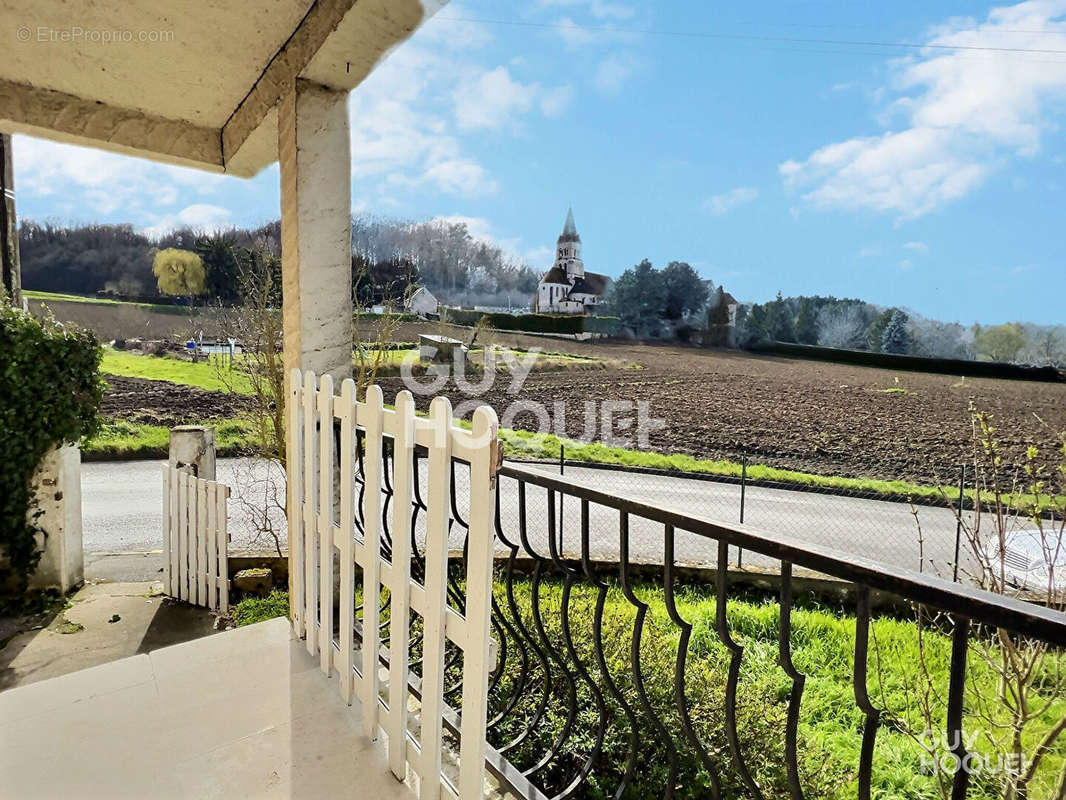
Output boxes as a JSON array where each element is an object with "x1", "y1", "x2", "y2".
[{"x1": 0, "y1": 617, "x2": 414, "y2": 800}]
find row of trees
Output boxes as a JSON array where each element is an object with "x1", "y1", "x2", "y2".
[
  {"x1": 18, "y1": 215, "x2": 539, "y2": 308},
  {"x1": 736, "y1": 293, "x2": 1065, "y2": 366},
  {"x1": 601, "y1": 259, "x2": 710, "y2": 337}
]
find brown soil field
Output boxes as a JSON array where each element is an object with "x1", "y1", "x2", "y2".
[
  {"x1": 101, "y1": 376, "x2": 253, "y2": 428},
  {"x1": 84, "y1": 301, "x2": 1066, "y2": 485},
  {"x1": 375, "y1": 342, "x2": 1066, "y2": 486}
]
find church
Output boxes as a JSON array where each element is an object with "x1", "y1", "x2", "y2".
[{"x1": 532, "y1": 208, "x2": 609, "y2": 314}]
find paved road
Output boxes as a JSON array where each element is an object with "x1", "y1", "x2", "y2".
[{"x1": 83, "y1": 458, "x2": 973, "y2": 580}]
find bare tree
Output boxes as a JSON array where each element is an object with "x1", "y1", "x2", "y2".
[
  {"x1": 891, "y1": 406, "x2": 1066, "y2": 799},
  {"x1": 816, "y1": 304, "x2": 867, "y2": 349}
]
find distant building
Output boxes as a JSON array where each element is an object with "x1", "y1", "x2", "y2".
[
  {"x1": 533, "y1": 208, "x2": 609, "y2": 314},
  {"x1": 406, "y1": 286, "x2": 439, "y2": 316}
]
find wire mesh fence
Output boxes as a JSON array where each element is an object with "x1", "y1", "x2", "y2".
[{"x1": 500, "y1": 447, "x2": 976, "y2": 581}]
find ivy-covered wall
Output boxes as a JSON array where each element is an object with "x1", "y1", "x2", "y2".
[{"x1": 0, "y1": 304, "x2": 104, "y2": 587}]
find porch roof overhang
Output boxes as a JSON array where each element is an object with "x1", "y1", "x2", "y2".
[{"x1": 0, "y1": 0, "x2": 442, "y2": 176}]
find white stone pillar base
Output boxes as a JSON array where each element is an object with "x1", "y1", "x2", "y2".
[{"x1": 27, "y1": 444, "x2": 83, "y2": 593}]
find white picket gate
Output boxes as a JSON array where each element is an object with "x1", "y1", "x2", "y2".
[
  {"x1": 288, "y1": 369, "x2": 499, "y2": 800},
  {"x1": 162, "y1": 465, "x2": 230, "y2": 613}
]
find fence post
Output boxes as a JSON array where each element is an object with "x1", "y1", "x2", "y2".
[
  {"x1": 169, "y1": 425, "x2": 216, "y2": 480},
  {"x1": 953, "y1": 463, "x2": 966, "y2": 583},
  {"x1": 737, "y1": 455, "x2": 747, "y2": 568},
  {"x1": 559, "y1": 444, "x2": 564, "y2": 551}
]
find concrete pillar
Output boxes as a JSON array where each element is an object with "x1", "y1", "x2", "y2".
[
  {"x1": 28, "y1": 445, "x2": 83, "y2": 593},
  {"x1": 278, "y1": 79, "x2": 353, "y2": 383},
  {"x1": 168, "y1": 425, "x2": 216, "y2": 480}
]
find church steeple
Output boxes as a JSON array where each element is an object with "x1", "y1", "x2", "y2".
[
  {"x1": 554, "y1": 206, "x2": 583, "y2": 278},
  {"x1": 559, "y1": 206, "x2": 580, "y2": 243}
]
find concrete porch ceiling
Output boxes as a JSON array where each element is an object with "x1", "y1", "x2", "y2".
[{"x1": 0, "y1": 0, "x2": 442, "y2": 176}]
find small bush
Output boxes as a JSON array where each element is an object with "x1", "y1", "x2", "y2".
[
  {"x1": 0, "y1": 304, "x2": 104, "y2": 586},
  {"x1": 233, "y1": 590, "x2": 290, "y2": 626}
]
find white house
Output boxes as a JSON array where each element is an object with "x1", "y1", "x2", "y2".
[
  {"x1": 406, "y1": 286, "x2": 438, "y2": 316},
  {"x1": 533, "y1": 208, "x2": 609, "y2": 314}
]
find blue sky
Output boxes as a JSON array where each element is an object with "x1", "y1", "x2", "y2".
[{"x1": 13, "y1": 0, "x2": 1066, "y2": 324}]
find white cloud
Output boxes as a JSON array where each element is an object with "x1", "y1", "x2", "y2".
[
  {"x1": 899, "y1": 258, "x2": 914, "y2": 271},
  {"x1": 140, "y1": 203, "x2": 233, "y2": 238},
  {"x1": 452, "y1": 66, "x2": 572, "y2": 131},
  {"x1": 13, "y1": 135, "x2": 230, "y2": 219},
  {"x1": 903, "y1": 240, "x2": 930, "y2": 254},
  {"x1": 704, "y1": 186, "x2": 759, "y2": 215},
  {"x1": 781, "y1": 1, "x2": 1066, "y2": 219},
  {"x1": 857, "y1": 245, "x2": 882, "y2": 258},
  {"x1": 593, "y1": 53, "x2": 639, "y2": 94}
]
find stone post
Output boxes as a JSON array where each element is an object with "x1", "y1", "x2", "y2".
[
  {"x1": 278, "y1": 80, "x2": 353, "y2": 617},
  {"x1": 278, "y1": 79, "x2": 353, "y2": 384},
  {"x1": 27, "y1": 445, "x2": 83, "y2": 593},
  {"x1": 168, "y1": 425, "x2": 216, "y2": 480}
]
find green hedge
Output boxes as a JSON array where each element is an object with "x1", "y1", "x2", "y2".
[
  {"x1": 443, "y1": 308, "x2": 621, "y2": 336},
  {"x1": 750, "y1": 341, "x2": 1065, "y2": 383},
  {"x1": 0, "y1": 304, "x2": 104, "y2": 585}
]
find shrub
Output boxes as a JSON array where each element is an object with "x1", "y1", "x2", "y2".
[
  {"x1": 0, "y1": 304, "x2": 104, "y2": 586},
  {"x1": 442, "y1": 309, "x2": 621, "y2": 336},
  {"x1": 233, "y1": 590, "x2": 290, "y2": 626}
]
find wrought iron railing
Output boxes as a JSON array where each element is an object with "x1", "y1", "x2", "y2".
[
  {"x1": 346, "y1": 436, "x2": 1066, "y2": 800},
  {"x1": 478, "y1": 462, "x2": 1066, "y2": 800}
]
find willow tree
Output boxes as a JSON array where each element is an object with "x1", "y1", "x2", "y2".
[{"x1": 152, "y1": 248, "x2": 206, "y2": 298}]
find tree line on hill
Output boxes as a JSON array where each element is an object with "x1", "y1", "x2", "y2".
[
  {"x1": 734, "y1": 293, "x2": 1065, "y2": 367},
  {"x1": 17, "y1": 216, "x2": 539, "y2": 309}
]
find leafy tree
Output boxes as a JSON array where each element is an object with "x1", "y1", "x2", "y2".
[
  {"x1": 766, "y1": 291, "x2": 795, "y2": 342},
  {"x1": 880, "y1": 309, "x2": 911, "y2": 354},
  {"x1": 735, "y1": 303, "x2": 770, "y2": 346},
  {"x1": 197, "y1": 234, "x2": 242, "y2": 305},
  {"x1": 794, "y1": 297, "x2": 819, "y2": 344},
  {"x1": 152, "y1": 248, "x2": 206, "y2": 297},
  {"x1": 608, "y1": 259, "x2": 667, "y2": 336},
  {"x1": 974, "y1": 323, "x2": 1026, "y2": 363},
  {"x1": 660, "y1": 261, "x2": 708, "y2": 320},
  {"x1": 867, "y1": 308, "x2": 899, "y2": 352},
  {"x1": 353, "y1": 254, "x2": 420, "y2": 308}
]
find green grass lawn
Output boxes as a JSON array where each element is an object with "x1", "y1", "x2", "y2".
[
  {"x1": 86, "y1": 417, "x2": 258, "y2": 458},
  {"x1": 101, "y1": 350, "x2": 254, "y2": 394},
  {"x1": 233, "y1": 583, "x2": 1066, "y2": 799},
  {"x1": 25, "y1": 290, "x2": 191, "y2": 314}
]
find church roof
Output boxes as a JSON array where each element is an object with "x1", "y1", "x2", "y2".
[
  {"x1": 572, "y1": 271, "x2": 609, "y2": 296},
  {"x1": 558, "y1": 206, "x2": 580, "y2": 243},
  {"x1": 541, "y1": 267, "x2": 570, "y2": 285}
]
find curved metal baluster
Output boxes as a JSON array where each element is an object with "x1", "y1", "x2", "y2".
[
  {"x1": 618, "y1": 513, "x2": 679, "y2": 799},
  {"x1": 663, "y1": 525, "x2": 723, "y2": 799},
  {"x1": 487, "y1": 481, "x2": 538, "y2": 736},
  {"x1": 380, "y1": 446, "x2": 394, "y2": 559},
  {"x1": 778, "y1": 562, "x2": 806, "y2": 800},
  {"x1": 715, "y1": 539, "x2": 763, "y2": 799},
  {"x1": 495, "y1": 480, "x2": 553, "y2": 757},
  {"x1": 586, "y1": 510, "x2": 641, "y2": 800},
  {"x1": 853, "y1": 585, "x2": 881, "y2": 800},
  {"x1": 409, "y1": 449, "x2": 427, "y2": 585},
  {"x1": 947, "y1": 617, "x2": 971, "y2": 800},
  {"x1": 351, "y1": 429, "x2": 366, "y2": 536},
  {"x1": 545, "y1": 497, "x2": 608, "y2": 799},
  {"x1": 521, "y1": 490, "x2": 580, "y2": 779}
]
